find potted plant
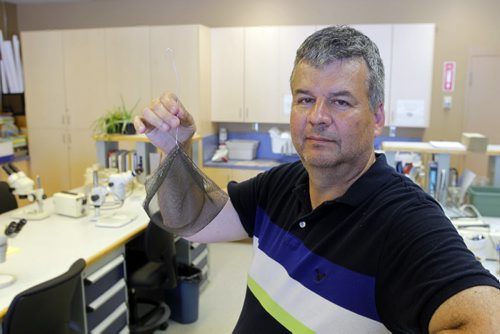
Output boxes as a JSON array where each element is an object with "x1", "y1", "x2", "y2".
[{"x1": 93, "y1": 96, "x2": 140, "y2": 135}]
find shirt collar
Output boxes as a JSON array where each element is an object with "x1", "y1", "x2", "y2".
[{"x1": 292, "y1": 154, "x2": 392, "y2": 207}]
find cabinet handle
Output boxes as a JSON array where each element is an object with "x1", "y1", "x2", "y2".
[
  {"x1": 67, "y1": 115, "x2": 70, "y2": 126},
  {"x1": 84, "y1": 255, "x2": 124, "y2": 284},
  {"x1": 245, "y1": 107, "x2": 249, "y2": 119},
  {"x1": 67, "y1": 133, "x2": 71, "y2": 144},
  {"x1": 86, "y1": 279, "x2": 126, "y2": 312},
  {"x1": 90, "y1": 303, "x2": 127, "y2": 334},
  {"x1": 239, "y1": 108, "x2": 243, "y2": 119},
  {"x1": 61, "y1": 115, "x2": 65, "y2": 125}
]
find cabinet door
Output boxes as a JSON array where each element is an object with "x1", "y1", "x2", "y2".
[
  {"x1": 105, "y1": 27, "x2": 152, "y2": 115},
  {"x1": 277, "y1": 26, "x2": 316, "y2": 124},
  {"x1": 21, "y1": 31, "x2": 66, "y2": 129},
  {"x1": 244, "y1": 27, "x2": 280, "y2": 123},
  {"x1": 389, "y1": 24, "x2": 435, "y2": 127},
  {"x1": 211, "y1": 27, "x2": 245, "y2": 122},
  {"x1": 150, "y1": 25, "x2": 200, "y2": 120},
  {"x1": 351, "y1": 24, "x2": 392, "y2": 125},
  {"x1": 67, "y1": 128, "x2": 97, "y2": 189},
  {"x1": 28, "y1": 128, "x2": 70, "y2": 195},
  {"x1": 63, "y1": 29, "x2": 108, "y2": 131}
]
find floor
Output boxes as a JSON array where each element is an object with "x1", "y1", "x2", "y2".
[{"x1": 159, "y1": 240, "x2": 253, "y2": 333}]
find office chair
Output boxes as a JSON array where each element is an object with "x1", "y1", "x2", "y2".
[
  {"x1": 0, "y1": 181, "x2": 17, "y2": 214},
  {"x1": 2, "y1": 258, "x2": 86, "y2": 334},
  {"x1": 128, "y1": 221, "x2": 178, "y2": 334}
]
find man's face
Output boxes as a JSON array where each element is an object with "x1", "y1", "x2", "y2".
[{"x1": 290, "y1": 59, "x2": 384, "y2": 170}]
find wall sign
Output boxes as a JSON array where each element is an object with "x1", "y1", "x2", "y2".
[{"x1": 442, "y1": 61, "x2": 456, "y2": 92}]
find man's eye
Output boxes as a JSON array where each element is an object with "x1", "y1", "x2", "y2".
[
  {"x1": 298, "y1": 97, "x2": 314, "y2": 104},
  {"x1": 332, "y1": 99, "x2": 351, "y2": 107}
]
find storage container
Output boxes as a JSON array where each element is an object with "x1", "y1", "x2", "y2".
[
  {"x1": 467, "y1": 186, "x2": 500, "y2": 217},
  {"x1": 226, "y1": 140, "x2": 259, "y2": 160}
]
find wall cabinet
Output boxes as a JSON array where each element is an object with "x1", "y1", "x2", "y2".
[
  {"x1": 211, "y1": 24, "x2": 435, "y2": 128},
  {"x1": 211, "y1": 27, "x2": 284, "y2": 124},
  {"x1": 211, "y1": 27, "x2": 245, "y2": 122},
  {"x1": 21, "y1": 25, "x2": 210, "y2": 195},
  {"x1": 22, "y1": 29, "x2": 108, "y2": 195},
  {"x1": 389, "y1": 24, "x2": 435, "y2": 128}
]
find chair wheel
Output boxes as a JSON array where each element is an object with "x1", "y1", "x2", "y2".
[{"x1": 160, "y1": 322, "x2": 169, "y2": 330}]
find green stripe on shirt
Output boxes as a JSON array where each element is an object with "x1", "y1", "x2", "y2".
[{"x1": 247, "y1": 275, "x2": 315, "y2": 334}]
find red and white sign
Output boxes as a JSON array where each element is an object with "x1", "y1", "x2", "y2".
[{"x1": 442, "y1": 61, "x2": 456, "y2": 92}]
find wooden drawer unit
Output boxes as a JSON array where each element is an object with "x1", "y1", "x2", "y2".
[{"x1": 83, "y1": 250, "x2": 129, "y2": 333}]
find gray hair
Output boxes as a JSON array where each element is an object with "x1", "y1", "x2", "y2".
[{"x1": 292, "y1": 25, "x2": 385, "y2": 112}]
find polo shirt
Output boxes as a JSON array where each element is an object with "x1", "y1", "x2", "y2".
[{"x1": 228, "y1": 154, "x2": 499, "y2": 333}]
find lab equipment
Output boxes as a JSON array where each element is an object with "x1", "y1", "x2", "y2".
[
  {"x1": 269, "y1": 127, "x2": 296, "y2": 155},
  {"x1": 108, "y1": 167, "x2": 143, "y2": 202},
  {"x1": 89, "y1": 167, "x2": 142, "y2": 225},
  {"x1": 53, "y1": 191, "x2": 87, "y2": 218},
  {"x1": 1, "y1": 218, "x2": 27, "y2": 288},
  {"x1": 1, "y1": 163, "x2": 49, "y2": 220}
]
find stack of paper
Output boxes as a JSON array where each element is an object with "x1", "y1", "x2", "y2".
[{"x1": 0, "y1": 31, "x2": 24, "y2": 93}]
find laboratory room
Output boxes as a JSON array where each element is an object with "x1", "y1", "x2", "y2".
[{"x1": 0, "y1": 0, "x2": 499, "y2": 333}]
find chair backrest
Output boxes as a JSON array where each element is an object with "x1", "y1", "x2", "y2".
[
  {"x1": 146, "y1": 222, "x2": 177, "y2": 289},
  {"x1": 0, "y1": 181, "x2": 17, "y2": 214},
  {"x1": 2, "y1": 258, "x2": 86, "y2": 334}
]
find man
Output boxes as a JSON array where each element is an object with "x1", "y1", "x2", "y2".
[{"x1": 135, "y1": 26, "x2": 500, "y2": 333}]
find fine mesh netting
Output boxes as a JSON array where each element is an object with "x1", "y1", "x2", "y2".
[{"x1": 143, "y1": 144, "x2": 228, "y2": 237}]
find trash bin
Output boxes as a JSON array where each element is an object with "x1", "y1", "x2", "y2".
[{"x1": 165, "y1": 264, "x2": 202, "y2": 324}]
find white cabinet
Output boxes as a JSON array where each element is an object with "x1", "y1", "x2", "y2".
[
  {"x1": 212, "y1": 24, "x2": 435, "y2": 128},
  {"x1": 22, "y1": 25, "x2": 211, "y2": 195},
  {"x1": 244, "y1": 27, "x2": 280, "y2": 123},
  {"x1": 351, "y1": 24, "x2": 393, "y2": 126},
  {"x1": 22, "y1": 29, "x2": 108, "y2": 195},
  {"x1": 105, "y1": 27, "x2": 152, "y2": 114},
  {"x1": 389, "y1": 24, "x2": 435, "y2": 128},
  {"x1": 211, "y1": 26, "x2": 287, "y2": 124},
  {"x1": 211, "y1": 27, "x2": 245, "y2": 122},
  {"x1": 276, "y1": 26, "x2": 317, "y2": 124},
  {"x1": 150, "y1": 25, "x2": 212, "y2": 134}
]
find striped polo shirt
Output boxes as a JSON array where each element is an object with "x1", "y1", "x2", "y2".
[{"x1": 228, "y1": 154, "x2": 499, "y2": 333}]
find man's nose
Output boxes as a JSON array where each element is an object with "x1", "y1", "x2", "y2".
[{"x1": 308, "y1": 98, "x2": 331, "y2": 125}]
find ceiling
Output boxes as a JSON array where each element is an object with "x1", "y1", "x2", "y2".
[{"x1": 4, "y1": 0, "x2": 89, "y2": 4}]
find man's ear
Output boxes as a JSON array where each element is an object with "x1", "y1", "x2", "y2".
[{"x1": 373, "y1": 103, "x2": 385, "y2": 136}]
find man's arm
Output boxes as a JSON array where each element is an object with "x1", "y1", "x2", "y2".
[
  {"x1": 184, "y1": 199, "x2": 249, "y2": 243},
  {"x1": 135, "y1": 92, "x2": 249, "y2": 242},
  {"x1": 429, "y1": 285, "x2": 500, "y2": 333}
]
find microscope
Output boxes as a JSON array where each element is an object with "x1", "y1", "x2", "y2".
[
  {"x1": 89, "y1": 166, "x2": 143, "y2": 222},
  {"x1": 1, "y1": 163, "x2": 49, "y2": 220},
  {"x1": 1, "y1": 218, "x2": 27, "y2": 288}
]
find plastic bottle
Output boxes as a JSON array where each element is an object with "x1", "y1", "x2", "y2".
[
  {"x1": 427, "y1": 157, "x2": 438, "y2": 198},
  {"x1": 219, "y1": 127, "x2": 227, "y2": 145}
]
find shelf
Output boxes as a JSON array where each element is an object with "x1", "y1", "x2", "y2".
[
  {"x1": 487, "y1": 145, "x2": 500, "y2": 156},
  {"x1": 381, "y1": 141, "x2": 466, "y2": 155},
  {"x1": 94, "y1": 134, "x2": 151, "y2": 143}
]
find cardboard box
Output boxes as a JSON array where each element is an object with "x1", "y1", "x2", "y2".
[{"x1": 461, "y1": 132, "x2": 488, "y2": 152}]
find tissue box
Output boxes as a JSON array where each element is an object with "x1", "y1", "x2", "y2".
[
  {"x1": 226, "y1": 140, "x2": 259, "y2": 160},
  {"x1": 461, "y1": 133, "x2": 488, "y2": 152}
]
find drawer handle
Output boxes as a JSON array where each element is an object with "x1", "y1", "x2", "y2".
[
  {"x1": 192, "y1": 248, "x2": 209, "y2": 267},
  {"x1": 90, "y1": 302, "x2": 127, "y2": 334},
  {"x1": 86, "y1": 279, "x2": 126, "y2": 312},
  {"x1": 85, "y1": 255, "x2": 124, "y2": 284}
]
